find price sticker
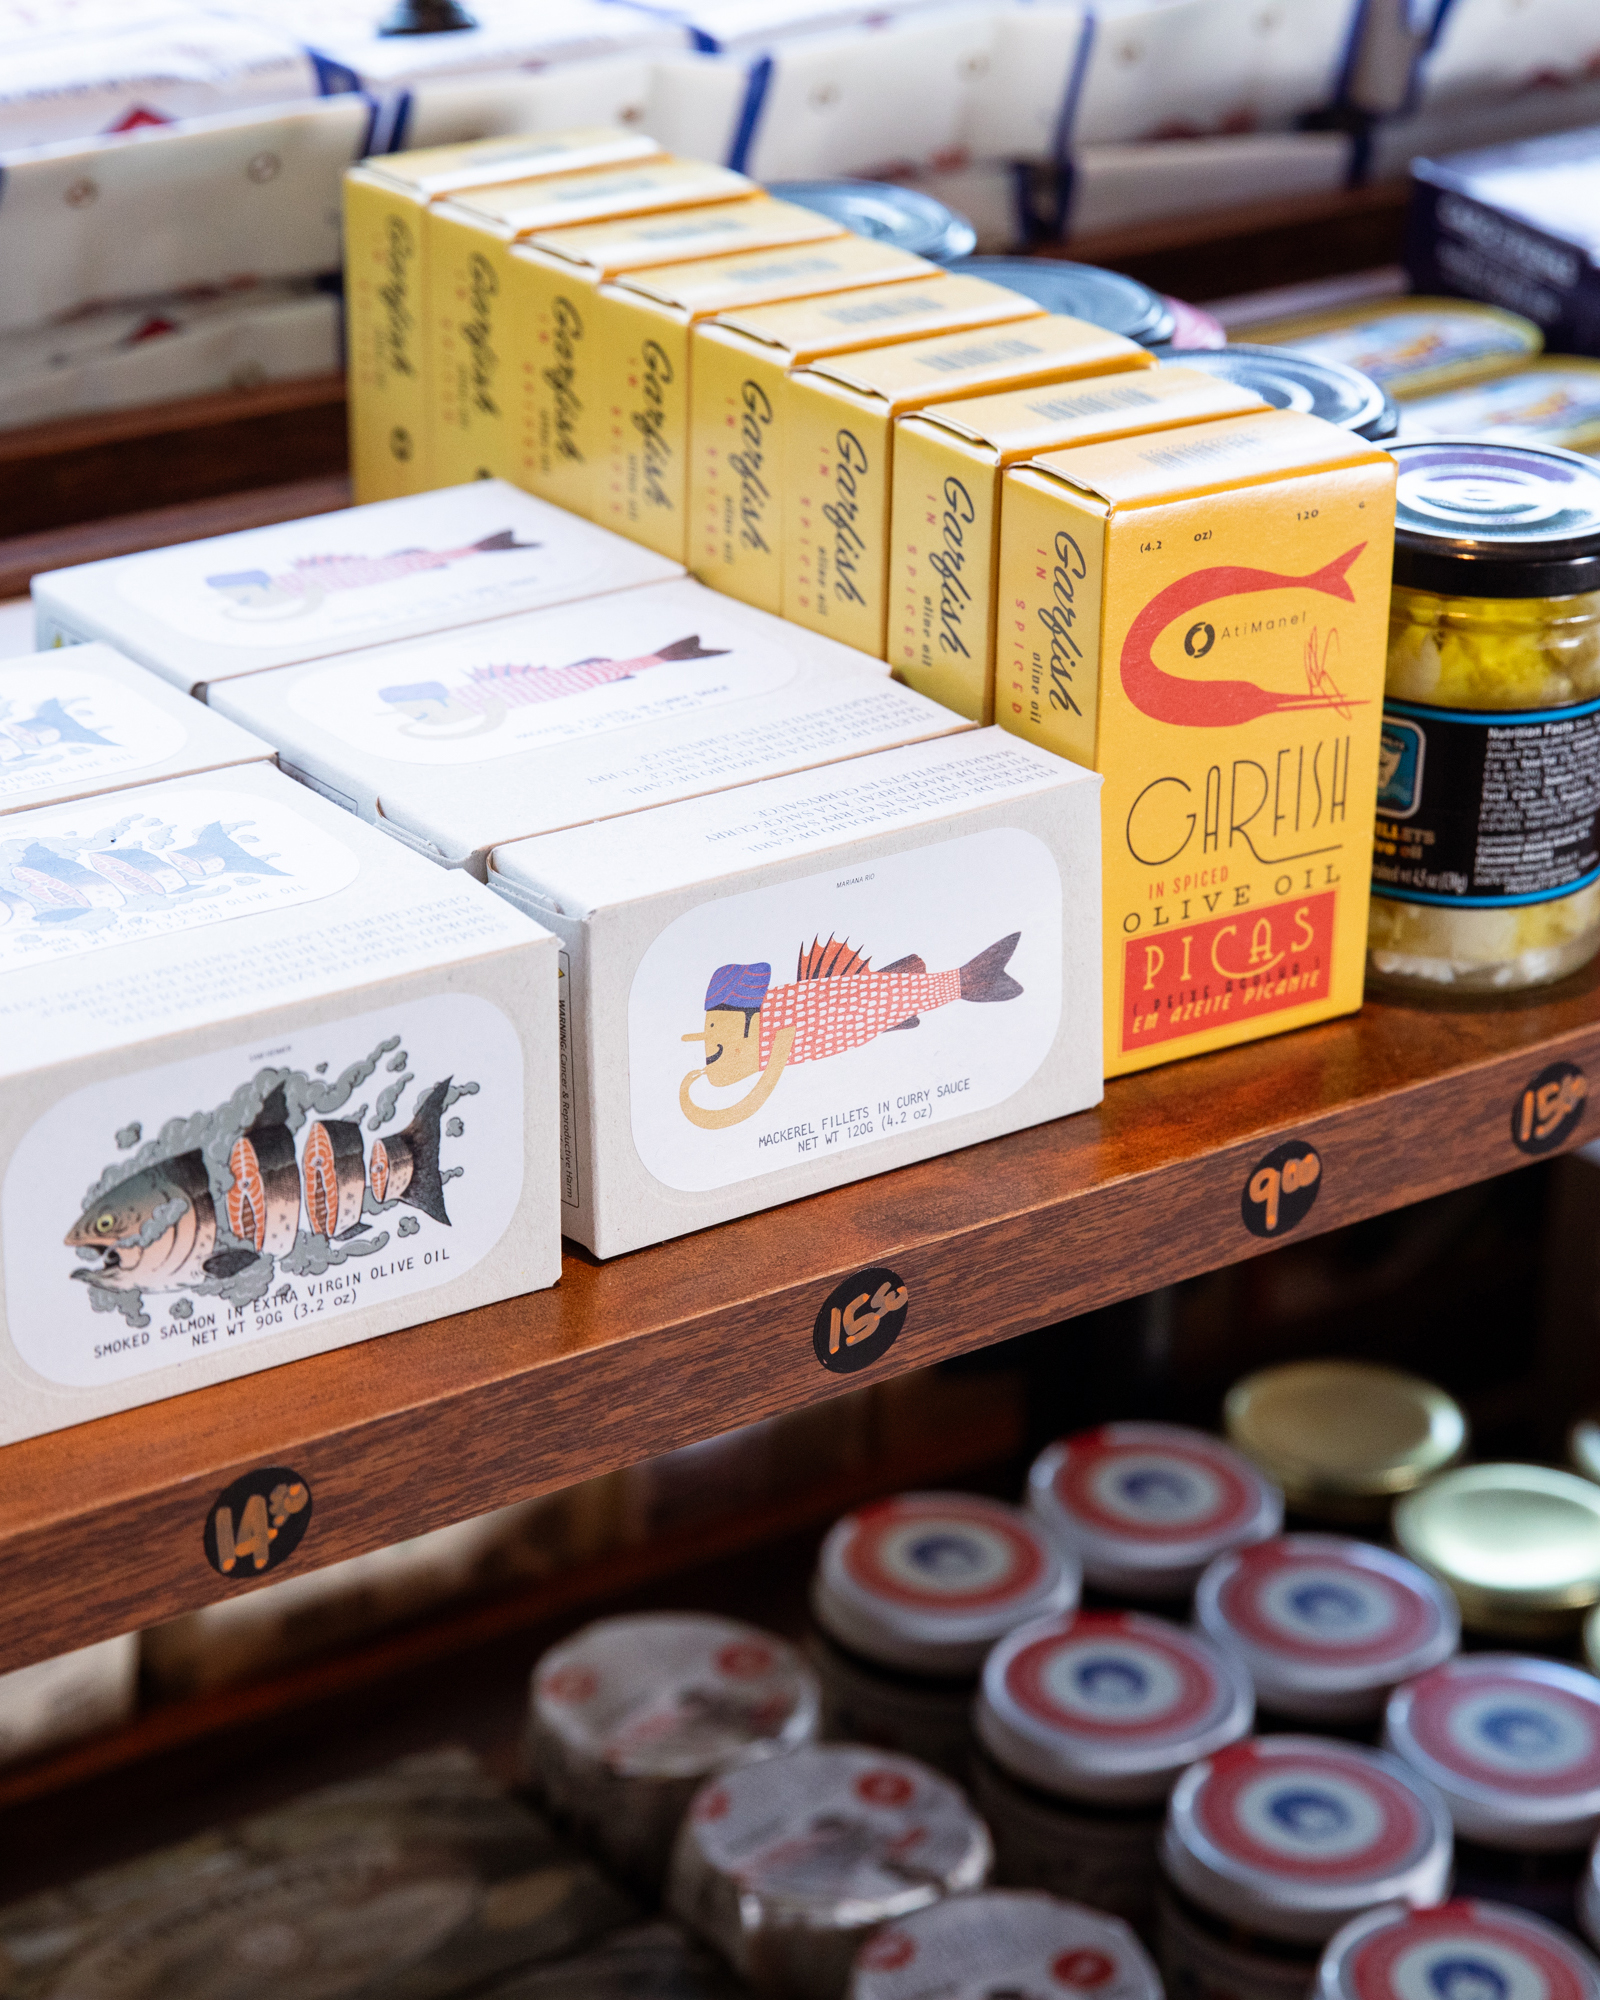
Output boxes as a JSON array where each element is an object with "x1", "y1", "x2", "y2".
[
  {"x1": 814, "y1": 1268, "x2": 908, "y2": 1373},
  {"x1": 1242, "y1": 1140, "x2": 1323, "y2": 1238},
  {"x1": 204, "y1": 1466, "x2": 313, "y2": 1578},
  {"x1": 1511, "y1": 1061, "x2": 1588, "y2": 1156}
]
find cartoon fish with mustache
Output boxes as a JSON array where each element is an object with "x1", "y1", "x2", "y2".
[
  {"x1": 204, "y1": 528, "x2": 540, "y2": 618},
  {"x1": 65, "y1": 1080, "x2": 456, "y2": 1295},
  {"x1": 377, "y1": 634, "x2": 731, "y2": 738}
]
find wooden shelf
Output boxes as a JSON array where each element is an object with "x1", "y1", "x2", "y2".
[{"x1": 4, "y1": 966, "x2": 1597, "y2": 1674}]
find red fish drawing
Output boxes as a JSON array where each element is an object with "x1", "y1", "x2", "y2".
[
  {"x1": 1119, "y1": 545, "x2": 1367, "y2": 727},
  {"x1": 205, "y1": 529, "x2": 539, "y2": 616},
  {"x1": 679, "y1": 934, "x2": 1022, "y2": 1129}
]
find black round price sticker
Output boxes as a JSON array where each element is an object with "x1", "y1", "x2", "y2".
[
  {"x1": 1242, "y1": 1141, "x2": 1323, "y2": 1239},
  {"x1": 814, "y1": 1269, "x2": 909, "y2": 1374},
  {"x1": 1511, "y1": 1062, "x2": 1588, "y2": 1156},
  {"x1": 204, "y1": 1467, "x2": 312, "y2": 1578}
]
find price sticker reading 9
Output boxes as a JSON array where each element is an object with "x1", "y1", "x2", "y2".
[{"x1": 204, "y1": 1466, "x2": 313, "y2": 1578}]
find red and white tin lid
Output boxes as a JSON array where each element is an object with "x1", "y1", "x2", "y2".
[
  {"x1": 1319, "y1": 1899, "x2": 1600, "y2": 2000},
  {"x1": 812, "y1": 1492, "x2": 1080, "y2": 1676},
  {"x1": 1162, "y1": 1735, "x2": 1454, "y2": 1944},
  {"x1": 976, "y1": 1608, "x2": 1255, "y2": 1806},
  {"x1": 1385, "y1": 1656, "x2": 1600, "y2": 1852},
  {"x1": 850, "y1": 1889, "x2": 1162, "y2": 2000},
  {"x1": 1029, "y1": 1423, "x2": 1282, "y2": 1597},
  {"x1": 530, "y1": 1613, "x2": 820, "y2": 1780},
  {"x1": 1196, "y1": 1535, "x2": 1460, "y2": 1723}
]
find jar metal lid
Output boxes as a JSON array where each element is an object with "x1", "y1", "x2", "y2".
[
  {"x1": 1384, "y1": 1654, "x2": 1600, "y2": 1852},
  {"x1": 1195, "y1": 1535, "x2": 1460, "y2": 1722},
  {"x1": 947, "y1": 256, "x2": 1177, "y2": 347},
  {"x1": 1319, "y1": 1897, "x2": 1600, "y2": 2000},
  {"x1": 851, "y1": 1889, "x2": 1162, "y2": 2000},
  {"x1": 673, "y1": 1745, "x2": 991, "y2": 1931},
  {"x1": 1224, "y1": 1361, "x2": 1467, "y2": 1520},
  {"x1": 530, "y1": 1613, "x2": 819, "y2": 1780},
  {"x1": 1394, "y1": 1464, "x2": 1600, "y2": 1638},
  {"x1": 812, "y1": 1492, "x2": 1080, "y2": 1676},
  {"x1": 769, "y1": 179, "x2": 976, "y2": 263},
  {"x1": 1390, "y1": 441, "x2": 1600, "y2": 598},
  {"x1": 976, "y1": 1608, "x2": 1254, "y2": 1806},
  {"x1": 1154, "y1": 344, "x2": 1394, "y2": 441},
  {"x1": 1029, "y1": 1422, "x2": 1283, "y2": 1596},
  {"x1": 1162, "y1": 1735, "x2": 1453, "y2": 1944}
]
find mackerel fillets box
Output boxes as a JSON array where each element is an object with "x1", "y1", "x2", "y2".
[
  {"x1": 0, "y1": 762, "x2": 557, "y2": 1445},
  {"x1": 211, "y1": 579, "x2": 970, "y2": 879},
  {"x1": 30, "y1": 480, "x2": 682, "y2": 696},
  {"x1": 489, "y1": 728, "x2": 1101, "y2": 1257}
]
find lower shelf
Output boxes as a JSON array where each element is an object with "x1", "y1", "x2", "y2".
[{"x1": 1, "y1": 961, "x2": 1596, "y2": 1673}]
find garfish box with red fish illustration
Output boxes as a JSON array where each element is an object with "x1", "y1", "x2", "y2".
[
  {"x1": 487, "y1": 728, "x2": 1100, "y2": 1258},
  {"x1": 30, "y1": 479, "x2": 681, "y2": 698},
  {"x1": 211, "y1": 577, "x2": 972, "y2": 881},
  {"x1": 0, "y1": 761, "x2": 557, "y2": 1446},
  {"x1": 996, "y1": 407, "x2": 1397, "y2": 1078}
]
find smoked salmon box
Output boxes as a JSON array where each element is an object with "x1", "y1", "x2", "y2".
[
  {"x1": 210, "y1": 578, "x2": 970, "y2": 881},
  {"x1": 487, "y1": 728, "x2": 1101, "y2": 1257},
  {"x1": 29, "y1": 480, "x2": 681, "y2": 698},
  {"x1": 0, "y1": 641, "x2": 275, "y2": 817},
  {"x1": 0, "y1": 760, "x2": 558, "y2": 1446}
]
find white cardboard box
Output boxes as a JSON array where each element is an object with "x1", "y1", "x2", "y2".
[
  {"x1": 0, "y1": 1633, "x2": 138, "y2": 1768},
  {"x1": 0, "y1": 641, "x2": 274, "y2": 813},
  {"x1": 489, "y1": 728, "x2": 1101, "y2": 1257},
  {"x1": 31, "y1": 480, "x2": 683, "y2": 696},
  {"x1": 210, "y1": 578, "x2": 969, "y2": 879},
  {"x1": 0, "y1": 761, "x2": 558, "y2": 1445}
]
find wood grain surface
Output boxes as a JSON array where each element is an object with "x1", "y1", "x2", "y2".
[{"x1": 1, "y1": 966, "x2": 1594, "y2": 1671}]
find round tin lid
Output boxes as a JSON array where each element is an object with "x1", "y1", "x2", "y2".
[
  {"x1": 770, "y1": 179, "x2": 976, "y2": 263},
  {"x1": 1154, "y1": 344, "x2": 1395, "y2": 442},
  {"x1": 1029, "y1": 1423, "x2": 1283, "y2": 1597},
  {"x1": 1318, "y1": 1898, "x2": 1600, "y2": 2000},
  {"x1": 1225, "y1": 1361, "x2": 1467, "y2": 1521},
  {"x1": 1389, "y1": 442, "x2": 1600, "y2": 599},
  {"x1": 812, "y1": 1492, "x2": 1080, "y2": 1676},
  {"x1": 677, "y1": 1746, "x2": 991, "y2": 1930},
  {"x1": 1195, "y1": 1535, "x2": 1460, "y2": 1722},
  {"x1": 1162, "y1": 1735, "x2": 1454, "y2": 1944},
  {"x1": 976, "y1": 1608, "x2": 1254, "y2": 1806},
  {"x1": 946, "y1": 257, "x2": 1176, "y2": 347},
  {"x1": 1394, "y1": 1465, "x2": 1600, "y2": 1639},
  {"x1": 1384, "y1": 1655, "x2": 1600, "y2": 1852},
  {"x1": 851, "y1": 1890, "x2": 1162, "y2": 2000},
  {"x1": 531, "y1": 1613, "x2": 819, "y2": 1780}
]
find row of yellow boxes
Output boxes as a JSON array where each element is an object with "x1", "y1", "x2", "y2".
[{"x1": 347, "y1": 125, "x2": 1398, "y2": 1080}]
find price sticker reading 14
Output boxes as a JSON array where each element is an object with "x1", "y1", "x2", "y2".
[{"x1": 205, "y1": 1466, "x2": 313, "y2": 1578}]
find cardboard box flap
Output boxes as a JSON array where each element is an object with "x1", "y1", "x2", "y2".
[
  {"x1": 364, "y1": 128, "x2": 661, "y2": 201},
  {"x1": 520, "y1": 196, "x2": 843, "y2": 279},
  {"x1": 708, "y1": 275, "x2": 1039, "y2": 360},
  {"x1": 490, "y1": 728, "x2": 1097, "y2": 918},
  {"x1": 1029, "y1": 408, "x2": 1390, "y2": 507},
  {"x1": 618, "y1": 236, "x2": 933, "y2": 315},
  {"x1": 443, "y1": 161, "x2": 754, "y2": 237},
  {"x1": 806, "y1": 316, "x2": 1145, "y2": 409},
  {"x1": 913, "y1": 366, "x2": 1268, "y2": 461}
]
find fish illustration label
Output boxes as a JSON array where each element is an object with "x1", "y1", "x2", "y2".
[
  {"x1": 0, "y1": 663, "x2": 186, "y2": 801},
  {"x1": 2, "y1": 993, "x2": 524, "y2": 1389},
  {"x1": 285, "y1": 601, "x2": 799, "y2": 768},
  {"x1": 0, "y1": 785, "x2": 358, "y2": 970},
  {"x1": 628, "y1": 828, "x2": 1062, "y2": 1191}
]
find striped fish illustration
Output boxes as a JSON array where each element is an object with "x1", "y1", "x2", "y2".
[
  {"x1": 204, "y1": 529, "x2": 539, "y2": 617},
  {"x1": 0, "y1": 819, "x2": 284, "y2": 924},
  {"x1": 377, "y1": 634, "x2": 731, "y2": 738}
]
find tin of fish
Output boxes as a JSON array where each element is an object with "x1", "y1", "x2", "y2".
[
  {"x1": 488, "y1": 728, "x2": 1099, "y2": 1258},
  {"x1": 0, "y1": 762, "x2": 557, "y2": 1445},
  {"x1": 212, "y1": 578, "x2": 971, "y2": 879},
  {"x1": 30, "y1": 480, "x2": 682, "y2": 696}
]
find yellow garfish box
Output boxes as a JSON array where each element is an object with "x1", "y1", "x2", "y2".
[
  {"x1": 594, "y1": 234, "x2": 937, "y2": 563},
  {"x1": 427, "y1": 159, "x2": 754, "y2": 490},
  {"x1": 344, "y1": 128, "x2": 662, "y2": 504},
  {"x1": 507, "y1": 196, "x2": 848, "y2": 523},
  {"x1": 892, "y1": 366, "x2": 1267, "y2": 724},
  {"x1": 997, "y1": 408, "x2": 1397, "y2": 1077},
  {"x1": 786, "y1": 316, "x2": 1149, "y2": 658},
  {"x1": 690, "y1": 276, "x2": 1042, "y2": 616}
]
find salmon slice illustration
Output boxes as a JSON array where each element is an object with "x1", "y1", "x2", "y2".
[
  {"x1": 204, "y1": 529, "x2": 541, "y2": 614},
  {"x1": 679, "y1": 933, "x2": 1023, "y2": 1129},
  {"x1": 66, "y1": 1076, "x2": 458, "y2": 1296},
  {"x1": 377, "y1": 635, "x2": 732, "y2": 736}
]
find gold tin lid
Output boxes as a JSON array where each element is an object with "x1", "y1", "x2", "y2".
[
  {"x1": 1394, "y1": 1463, "x2": 1600, "y2": 1639},
  {"x1": 1223, "y1": 1361, "x2": 1466, "y2": 1523}
]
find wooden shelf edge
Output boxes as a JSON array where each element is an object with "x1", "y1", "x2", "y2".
[
  {"x1": 0, "y1": 375, "x2": 346, "y2": 469},
  {"x1": 1, "y1": 968, "x2": 1595, "y2": 1672}
]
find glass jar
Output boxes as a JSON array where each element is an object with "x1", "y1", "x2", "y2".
[{"x1": 1369, "y1": 443, "x2": 1600, "y2": 994}]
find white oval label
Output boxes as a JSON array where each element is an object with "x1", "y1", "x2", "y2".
[{"x1": 0, "y1": 663, "x2": 186, "y2": 802}]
